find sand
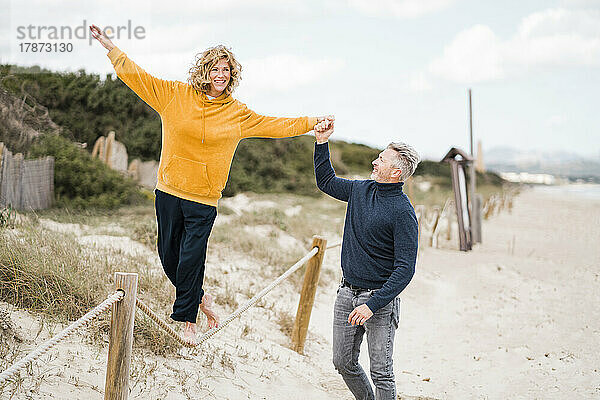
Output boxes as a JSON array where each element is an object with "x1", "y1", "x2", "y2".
[
  {"x1": 393, "y1": 187, "x2": 600, "y2": 399},
  {"x1": 2, "y1": 186, "x2": 599, "y2": 399}
]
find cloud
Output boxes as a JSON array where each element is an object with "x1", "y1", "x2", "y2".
[
  {"x1": 427, "y1": 8, "x2": 600, "y2": 83},
  {"x1": 518, "y1": 8, "x2": 600, "y2": 37},
  {"x1": 346, "y1": 0, "x2": 457, "y2": 18},
  {"x1": 428, "y1": 24, "x2": 504, "y2": 82},
  {"x1": 559, "y1": 0, "x2": 600, "y2": 8},
  {"x1": 238, "y1": 54, "x2": 345, "y2": 93},
  {"x1": 4, "y1": 0, "x2": 311, "y2": 38},
  {"x1": 6, "y1": 0, "x2": 304, "y2": 15}
]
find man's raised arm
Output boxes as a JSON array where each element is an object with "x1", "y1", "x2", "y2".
[{"x1": 313, "y1": 121, "x2": 353, "y2": 202}]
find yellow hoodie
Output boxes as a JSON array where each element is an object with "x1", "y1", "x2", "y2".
[{"x1": 107, "y1": 47, "x2": 318, "y2": 206}]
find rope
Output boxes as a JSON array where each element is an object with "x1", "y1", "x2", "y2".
[
  {"x1": 0, "y1": 290, "x2": 124, "y2": 386},
  {"x1": 136, "y1": 246, "x2": 320, "y2": 348},
  {"x1": 195, "y1": 246, "x2": 318, "y2": 346},
  {"x1": 136, "y1": 298, "x2": 193, "y2": 347},
  {"x1": 0, "y1": 239, "x2": 337, "y2": 385},
  {"x1": 326, "y1": 241, "x2": 341, "y2": 250}
]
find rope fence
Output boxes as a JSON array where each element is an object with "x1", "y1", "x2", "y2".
[
  {"x1": 0, "y1": 290, "x2": 124, "y2": 386},
  {"x1": 136, "y1": 245, "x2": 321, "y2": 347},
  {"x1": 1, "y1": 236, "x2": 338, "y2": 397},
  {"x1": 326, "y1": 241, "x2": 341, "y2": 250}
]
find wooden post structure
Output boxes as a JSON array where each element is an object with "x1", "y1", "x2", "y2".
[
  {"x1": 105, "y1": 272, "x2": 138, "y2": 400},
  {"x1": 442, "y1": 148, "x2": 473, "y2": 251},
  {"x1": 468, "y1": 89, "x2": 482, "y2": 244},
  {"x1": 292, "y1": 236, "x2": 327, "y2": 354}
]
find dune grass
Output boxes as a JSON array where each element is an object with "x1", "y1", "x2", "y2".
[
  {"x1": 0, "y1": 227, "x2": 102, "y2": 320},
  {"x1": 0, "y1": 220, "x2": 180, "y2": 359}
]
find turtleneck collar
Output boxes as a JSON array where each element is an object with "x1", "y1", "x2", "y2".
[
  {"x1": 374, "y1": 181, "x2": 404, "y2": 196},
  {"x1": 195, "y1": 90, "x2": 234, "y2": 143},
  {"x1": 200, "y1": 91, "x2": 233, "y2": 104}
]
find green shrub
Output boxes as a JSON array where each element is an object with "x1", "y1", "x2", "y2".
[
  {"x1": 224, "y1": 136, "x2": 321, "y2": 197},
  {"x1": 1, "y1": 65, "x2": 162, "y2": 161},
  {"x1": 28, "y1": 134, "x2": 144, "y2": 208},
  {"x1": 335, "y1": 141, "x2": 379, "y2": 174},
  {"x1": 414, "y1": 160, "x2": 451, "y2": 178}
]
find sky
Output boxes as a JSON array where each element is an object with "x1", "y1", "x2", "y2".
[{"x1": 1, "y1": 0, "x2": 599, "y2": 161}]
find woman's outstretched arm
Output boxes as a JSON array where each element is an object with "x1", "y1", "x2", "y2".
[
  {"x1": 90, "y1": 24, "x2": 177, "y2": 114},
  {"x1": 239, "y1": 102, "x2": 334, "y2": 139}
]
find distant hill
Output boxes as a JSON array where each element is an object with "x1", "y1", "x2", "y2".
[{"x1": 486, "y1": 146, "x2": 600, "y2": 181}]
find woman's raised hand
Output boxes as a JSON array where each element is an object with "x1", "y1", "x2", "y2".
[{"x1": 89, "y1": 24, "x2": 115, "y2": 52}]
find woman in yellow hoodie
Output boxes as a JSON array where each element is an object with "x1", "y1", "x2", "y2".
[{"x1": 90, "y1": 24, "x2": 333, "y2": 344}]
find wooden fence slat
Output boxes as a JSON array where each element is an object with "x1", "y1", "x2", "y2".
[{"x1": 0, "y1": 144, "x2": 53, "y2": 210}]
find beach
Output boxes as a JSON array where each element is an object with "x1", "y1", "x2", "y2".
[
  {"x1": 386, "y1": 186, "x2": 600, "y2": 399},
  {"x1": 2, "y1": 185, "x2": 599, "y2": 399}
]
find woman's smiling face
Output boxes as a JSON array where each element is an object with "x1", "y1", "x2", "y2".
[{"x1": 208, "y1": 58, "x2": 231, "y2": 97}]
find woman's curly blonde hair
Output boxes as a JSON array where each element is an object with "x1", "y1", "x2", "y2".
[{"x1": 188, "y1": 45, "x2": 242, "y2": 96}]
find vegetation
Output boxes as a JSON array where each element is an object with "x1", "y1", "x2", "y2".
[
  {"x1": 224, "y1": 136, "x2": 320, "y2": 197},
  {"x1": 28, "y1": 134, "x2": 145, "y2": 209},
  {"x1": 0, "y1": 227, "x2": 101, "y2": 320},
  {"x1": 0, "y1": 219, "x2": 180, "y2": 358},
  {"x1": 1, "y1": 63, "x2": 506, "y2": 202},
  {"x1": 0, "y1": 206, "x2": 15, "y2": 229},
  {"x1": 1, "y1": 64, "x2": 162, "y2": 161}
]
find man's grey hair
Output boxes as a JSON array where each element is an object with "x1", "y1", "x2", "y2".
[{"x1": 387, "y1": 142, "x2": 421, "y2": 182}]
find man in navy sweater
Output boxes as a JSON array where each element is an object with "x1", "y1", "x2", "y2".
[{"x1": 313, "y1": 120, "x2": 419, "y2": 400}]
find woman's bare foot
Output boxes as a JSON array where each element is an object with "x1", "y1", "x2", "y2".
[
  {"x1": 200, "y1": 293, "x2": 219, "y2": 329},
  {"x1": 183, "y1": 321, "x2": 197, "y2": 345}
]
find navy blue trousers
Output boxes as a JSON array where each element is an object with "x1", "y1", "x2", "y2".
[{"x1": 155, "y1": 189, "x2": 217, "y2": 323}]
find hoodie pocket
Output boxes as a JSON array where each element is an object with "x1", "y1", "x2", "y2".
[{"x1": 162, "y1": 155, "x2": 212, "y2": 196}]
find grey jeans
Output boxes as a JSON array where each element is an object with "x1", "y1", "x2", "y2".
[{"x1": 332, "y1": 285, "x2": 401, "y2": 400}]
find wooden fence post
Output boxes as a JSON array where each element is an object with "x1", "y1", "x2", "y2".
[
  {"x1": 471, "y1": 194, "x2": 483, "y2": 243},
  {"x1": 104, "y1": 272, "x2": 138, "y2": 400},
  {"x1": 428, "y1": 207, "x2": 441, "y2": 247},
  {"x1": 292, "y1": 236, "x2": 327, "y2": 354}
]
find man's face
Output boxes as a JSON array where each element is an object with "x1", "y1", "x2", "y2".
[{"x1": 371, "y1": 148, "x2": 401, "y2": 183}]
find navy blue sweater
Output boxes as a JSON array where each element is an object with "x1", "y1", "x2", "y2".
[{"x1": 314, "y1": 142, "x2": 418, "y2": 312}]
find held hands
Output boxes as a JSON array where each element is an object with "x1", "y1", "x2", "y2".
[
  {"x1": 314, "y1": 115, "x2": 335, "y2": 144},
  {"x1": 316, "y1": 115, "x2": 335, "y2": 124},
  {"x1": 348, "y1": 304, "x2": 373, "y2": 326},
  {"x1": 89, "y1": 24, "x2": 115, "y2": 52}
]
